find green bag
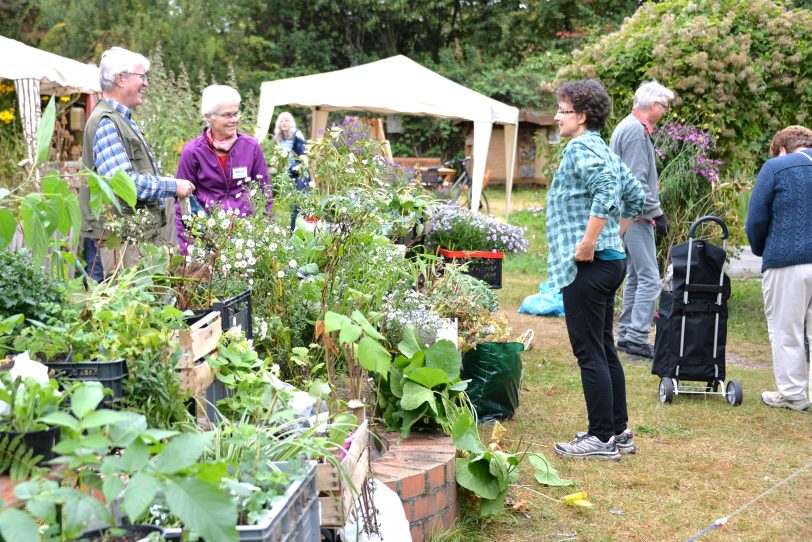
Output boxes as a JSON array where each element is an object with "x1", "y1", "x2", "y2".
[{"x1": 461, "y1": 341, "x2": 524, "y2": 421}]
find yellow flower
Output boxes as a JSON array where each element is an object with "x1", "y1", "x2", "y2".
[
  {"x1": 0, "y1": 109, "x2": 15, "y2": 124},
  {"x1": 59, "y1": 96, "x2": 71, "y2": 103}
]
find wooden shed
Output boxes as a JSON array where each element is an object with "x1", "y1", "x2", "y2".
[{"x1": 460, "y1": 110, "x2": 557, "y2": 186}]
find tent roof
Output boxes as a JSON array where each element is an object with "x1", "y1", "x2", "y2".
[
  {"x1": 258, "y1": 55, "x2": 518, "y2": 125},
  {"x1": 0, "y1": 35, "x2": 100, "y2": 95}
]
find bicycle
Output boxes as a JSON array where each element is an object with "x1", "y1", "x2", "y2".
[{"x1": 424, "y1": 156, "x2": 490, "y2": 214}]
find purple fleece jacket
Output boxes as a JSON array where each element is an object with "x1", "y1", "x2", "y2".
[{"x1": 175, "y1": 129, "x2": 272, "y2": 254}]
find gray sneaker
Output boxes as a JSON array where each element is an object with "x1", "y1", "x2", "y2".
[
  {"x1": 576, "y1": 429, "x2": 636, "y2": 454},
  {"x1": 555, "y1": 434, "x2": 620, "y2": 461},
  {"x1": 761, "y1": 391, "x2": 810, "y2": 413}
]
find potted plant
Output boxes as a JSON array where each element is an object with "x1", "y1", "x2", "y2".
[
  {"x1": 0, "y1": 369, "x2": 65, "y2": 475},
  {"x1": 427, "y1": 202, "x2": 528, "y2": 288},
  {"x1": 2, "y1": 381, "x2": 239, "y2": 541}
]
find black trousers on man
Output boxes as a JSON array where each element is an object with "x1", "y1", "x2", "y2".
[{"x1": 562, "y1": 258, "x2": 629, "y2": 443}]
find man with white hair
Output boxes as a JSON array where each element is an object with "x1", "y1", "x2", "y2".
[
  {"x1": 80, "y1": 46, "x2": 195, "y2": 277},
  {"x1": 611, "y1": 80, "x2": 675, "y2": 358}
]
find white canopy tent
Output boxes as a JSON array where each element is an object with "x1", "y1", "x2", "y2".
[
  {"x1": 0, "y1": 35, "x2": 100, "y2": 165},
  {"x1": 256, "y1": 55, "x2": 519, "y2": 215}
]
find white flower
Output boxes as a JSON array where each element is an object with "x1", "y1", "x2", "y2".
[
  {"x1": 247, "y1": 239, "x2": 255, "y2": 248},
  {"x1": 244, "y1": 249, "x2": 253, "y2": 259},
  {"x1": 235, "y1": 239, "x2": 244, "y2": 249},
  {"x1": 277, "y1": 270, "x2": 285, "y2": 278},
  {"x1": 220, "y1": 219, "x2": 230, "y2": 229},
  {"x1": 250, "y1": 188, "x2": 257, "y2": 197},
  {"x1": 236, "y1": 251, "x2": 243, "y2": 260},
  {"x1": 269, "y1": 242, "x2": 278, "y2": 251},
  {"x1": 217, "y1": 209, "x2": 226, "y2": 219},
  {"x1": 207, "y1": 218, "x2": 216, "y2": 228},
  {"x1": 196, "y1": 210, "x2": 206, "y2": 218},
  {"x1": 288, "y1": 259, "x2": 298, "y2": 268}
]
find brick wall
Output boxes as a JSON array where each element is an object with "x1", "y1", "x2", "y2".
[{"x1": 371, "y1": 432, "x2": 458, "y2": 542}]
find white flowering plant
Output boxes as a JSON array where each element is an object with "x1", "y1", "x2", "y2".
[{"x1": 427, "y1": 202, "x2": 529, "y2": 253}]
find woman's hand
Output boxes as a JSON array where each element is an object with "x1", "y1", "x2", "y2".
[{"x1": 574, "y1": 240, "x2": 596, "y2": 262}]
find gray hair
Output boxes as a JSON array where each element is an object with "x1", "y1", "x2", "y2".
[
  {"x1": 201, "y1": 85, "x2": 241, "y2": 117},
  {"x1": 99, "y1": 47, "x2": 150, "y2": 92},
  {"x1": 273, "y1": 112, "x2": 296, "y2": 142},
  {"x1": 633, "y1": 80, "x2": 675, "y2": 109}
]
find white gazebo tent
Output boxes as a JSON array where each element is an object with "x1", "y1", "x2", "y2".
[
  {"x1": 256, "y1": 55, "x2": 519, "y2": 216},
  {"x1": 0, "y1": 35, "x2": 100, "y2": 165}
]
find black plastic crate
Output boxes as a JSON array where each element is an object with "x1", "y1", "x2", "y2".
[
  {"x1": 213, "y1": 289, "x2": 253, "y2": 339},
  {"x1": 439, "y1": 249, "x2": 503, "y2": 289},
  {"x1": 44, "y1": 358, "x2": 128, "y2": 401}
]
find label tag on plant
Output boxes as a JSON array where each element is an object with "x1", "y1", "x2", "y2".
[{"x1": 232, "y1": 166, "x2": 248, "y2": 179}]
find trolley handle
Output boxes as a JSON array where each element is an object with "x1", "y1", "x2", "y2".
[{"x1": 688, "y1": 215, "x2": 729, "y2": 240}]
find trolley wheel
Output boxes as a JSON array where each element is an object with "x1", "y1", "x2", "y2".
[
  {"x1": 659, "y1": 377, "x2": 675, "y2": 404},
  {"x1": 725, "y1": 379, "x2": 743, "y2": 406}
]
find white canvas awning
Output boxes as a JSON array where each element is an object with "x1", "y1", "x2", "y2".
[
  {"x1": 0, "y1": 35, "x2": 100, "y2": 163},
  {"x1": 256, "y1": 55, "x2": 519, "y2": 216}
]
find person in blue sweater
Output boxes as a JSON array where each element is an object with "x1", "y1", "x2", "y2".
[{"x1": 746, "y1": 125, "x2": 812, "y2": 413}]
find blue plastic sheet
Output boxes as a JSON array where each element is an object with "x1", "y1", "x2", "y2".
[{"x1": 518, "y1": 282, "x2": 565, "y2": 317}]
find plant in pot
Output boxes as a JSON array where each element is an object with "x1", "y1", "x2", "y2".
[
  {"x1": 0, "y1": 381, "x2": 238, "y2": 541},
  {"x1": 427, "y1": 202, "x2": 528, "y2": 288},
  {"x1": 0, "y1": 370, "x2": 66, "y2": 479}
]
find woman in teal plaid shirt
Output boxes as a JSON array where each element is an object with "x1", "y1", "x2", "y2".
[{"x1": 547, "y1": 80, "x2": 645, "y2": 460}]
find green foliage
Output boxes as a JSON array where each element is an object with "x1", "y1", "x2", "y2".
[
  {"x1": 528, "y1": 453, "x2": 576, "y2": 487},
  {"x1": 0, "y1": 433, "x2": 45, "y2": 482},
  {"x1": 0, "y1": 373, "x2": 65, "y2": 433},
  {"x1": 0, "y1": 250, "x2": 64, "y2": 322},
  {"x1": 30, "y1": 381, "x2": 239, "y2": 541},
  {"x1": 558, "y1": 0, "x2": 812, "y2": 171}
]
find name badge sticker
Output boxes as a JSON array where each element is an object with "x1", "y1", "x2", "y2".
[{"x1": 232, "y1": 166, "x2": 248, "y2": 179}]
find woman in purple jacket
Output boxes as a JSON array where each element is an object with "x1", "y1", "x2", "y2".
[{"x1": 175, "y1": 84, "x2": 272, "y2": 253}]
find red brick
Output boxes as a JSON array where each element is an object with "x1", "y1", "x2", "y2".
[
  {"x1": 445, "y1": 458, "x2": 456, "y2": 483},
  {"x1": 434, "y1": 485, "x2": 447, "y2": 510},
  {"x1": 412, "y1": 494, "x2": 434, "y2": 521},
  {"x1": 442, "y1": 499, "x2": 459, "y2": 528},
  {"x1": 427, "y1": 464, "x2": 445, "y2": 489},
  {"x1": 410, "y1": 523, "x2": 423, "y2": 542},
  {"x1": 401, "y1": 472, "x2": 427, "y2": 499},
  {"x1": 402, "y1": 499, "x2": 413, "y2": 522}
]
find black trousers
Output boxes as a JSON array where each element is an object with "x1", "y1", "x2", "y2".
[{"x1": 562, "y1": 258, "x2": 628, "y2": 442}]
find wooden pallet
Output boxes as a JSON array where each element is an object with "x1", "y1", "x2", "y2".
[
  {"x1": 317, "y1": 419, "x2": 370, "y2": 527},
  {"x1": 173, "y1": 312, "x2": 222, "y2": 425}
]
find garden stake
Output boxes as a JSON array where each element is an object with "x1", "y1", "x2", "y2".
[{"x1": 683, "y1": 459, "x2": 812, "y2": 541}]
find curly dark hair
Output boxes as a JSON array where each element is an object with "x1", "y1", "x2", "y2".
[
  {"x1": 556, "y1": 80, "x2": 612, "y2": 131},
  {"x1": 769, "y1": 125, "x2": 812, "y2": 157}
]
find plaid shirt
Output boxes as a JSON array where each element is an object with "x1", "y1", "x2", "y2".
[
  {"x1": 92, "y1": 99, "x2": 176, "y2": 203},
  {"x1": 546, "y1": 130, "x2": 645, "y2": 291}
]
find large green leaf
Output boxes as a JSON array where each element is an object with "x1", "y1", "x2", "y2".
[
  {"x1": 400, "y1": 380, "x2": 436, "y2": 413},
  {"x1": 88, "y1": 172, "x2": 122, "y2": 214},
  {"x1": 397, "y1": 326, "x2": 422, "y2": 358},
  {"x1": 109, "y1": 169, "x2": 137, "y2": 210},
  {"x1": 71, "y1": 382, "x2": 105, "y2": 419},
  {"x1": 38, "y1": 411, "x2": 80, "y2": 433},
  {"x1": 455, "y1": 456, "x2": 500, "y2": 499},
  {"x1": 102, "y1": 476, "x2": 124, "y2": 508},
  {"x1": 164, "y1": 477, "x2": 238, "y2": 542},
  {"x1": 324, "y1": 311, "x2": 351, "y2": 332},
  {"x1": 19, "y1": 195, "x2": 49, "y2": 268},
  {"x1": 36, "y1": 98, "x2": 56, "y2": 164},
  {"x1": 61, "y1": 492, "x2": 110, "y2": 540},
  {"x1": 425, "y1": 340, "x2": 462, "y2": 378},
  {"x1": 0, "y1": 208, "x2": 15, "y2": 250},
  {"x1": 478, "y1": 489, "x2": 508, "y2": 516},
  {"x1": 405, "y1": 367, "x2": 449, "y2": 389},
  {"x1": 338, "y1": 324, "x2": 362, "y2": 345},
  {"x1": 398, "y1": 405, "x2": 427, "y2": 438},
  {"x1": 154, "y1": 433, "x2": 212, "y2": 475},
  {"x1": 81, "y1": 409, "x2": 133, "y2": 429},
  {"x1": 389, "y1": 366, "x2": 404, "y2": 398},
  {"x1": 123, "y1": 472, "x2": 160, "y2": 521},
  {"x1": 357, "y1": 336, "x2": 391, "y2": 377},
  {"x1": 449, "y1": 411, "x2": 485, "y2": 454},
  {"x1": 528, "y1": 453, "x2": 576, "y2": 487},
  {"x1": 350, "y1": 310, "x2": 385, "y2": 340},
  {"x1": 0, "y1": 508, "x2": 40, "y2": 542}
]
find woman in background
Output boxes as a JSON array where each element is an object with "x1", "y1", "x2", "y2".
[{"x1": 273, "y1": 112, "x2": 310, "y2": 229}]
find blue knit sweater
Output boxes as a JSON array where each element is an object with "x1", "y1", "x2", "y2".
[{"x1": 746, "y1": 150, "x2": 812, "y2": 271}]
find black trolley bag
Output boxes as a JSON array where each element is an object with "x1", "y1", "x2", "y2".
[{"x1": 653, "y1": 216, "x2": 743, "y2": 406}]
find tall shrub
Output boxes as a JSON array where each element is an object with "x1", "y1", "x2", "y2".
[{"x1": 558, "y1": 0, "x2": 812, "y2": 171}]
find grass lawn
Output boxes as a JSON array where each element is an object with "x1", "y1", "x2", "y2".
[{"x1": 436, "y1": 186, "x2": 812, "y2": 542}]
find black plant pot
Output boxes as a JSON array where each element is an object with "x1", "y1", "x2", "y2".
[
  {"x1": 79, "y1": 524, "x2": 164, "y2": 541},
  {"x1": 0, "y1": 426, "x2": 60, "y2": 472}
]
